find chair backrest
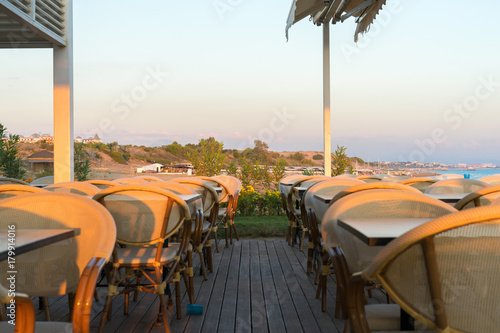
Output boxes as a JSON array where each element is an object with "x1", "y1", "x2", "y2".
[
  {"x1": 136, "y1": 175, "x2": 163, "y2": 182},
  {"x1": 0, "y1": 176, "x2": 28, "y2": 185},
  {"x1": 170, "y1": 178, "x2": 219, "y2": 214},
  {"x1": 434, "y1": 173, "x2": 463, "y2": 180},
  {"x1": 0, "y1": 193, "x2": 116, "y2": 296},
  {"x1": 85, "y1": 179, "x2": 119, "y2": 190},
  {"x1": 0, "y1": 184, "x2": 46, "y2": 200},
  {"x1": 30, "y1": 175, "x2": 54, "y2": 186},
  {"x1": 355, "y1": 175, "x2": 382, "y2": 183},
  {"x1": 303, "y1": 179, "x2": 364, "y2": 224},
  {"x1": 399, "y1": 177, "x2": 438, "y2": 193},
  {"x1": 424, "y1": 179, "x2": 489, "y2": 194},
  {"x1": 114, "y1": 177, "x2": 148, "y2": 185},
  {"x1": 93, "y1": 185, "x2": 190, "y2": 245},
  {"x1": 213, "y1": 175, "x2": 242, "y2": 197},
  {"x1": 194, "y1": 176, "x2": 231, "y2": 203},
  {"x1": 45, "y1": 181, "x2": 100, "y2": 196},
  {"x1": 322, "y1": 190, "x2": 456, "y2": 274},
  {"x1": 363, "y1": 206, "x2": 500, "y2": 333},
  {"x1": 287, "y1": 176, "x2": 327, "y2": 212},
  {"x1": 329, "y1": 182, "x2": 421, "y2": 207},
  {"x1": 454, "y1": 184, "x2": 500, "y2": 210},
  {"x1": 478, "y1": 174, "x2": 500, "y2": 185},
  {"x1": 151, "y1": 181, "x2": 203, "y2": 213}
]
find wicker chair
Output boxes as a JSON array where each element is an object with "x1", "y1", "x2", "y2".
[
  {"x1": 454, "y1": 184, "x2": 500, "y2": 210},
  {"x1": 322, "y1": 190, "x2": 456, "y2": 332},
  {"x1": 136, "y1": 175, "x2": 163, "y2": 182},
  {"x1": 279, "y1": 175, "x2": 310, "y2": 245},
  {"x1": 300, "y1": 178, "x2": 364, "y2": 313},
  {"x1": 348, "y1": 205, "x2": 500, "y2": 333},
  {"x1": 398, "y1": 177, "x2": 438, "y2": 193},
  {"x1": 113, "y1": 177, "x2": 148, "y2": 184},
  {"x1": 93, "y1": 185, "x2": 191, "y2": 331},
  {"x1": 329, "y1": 182, "x2": 421, "y2": 207},
  {"x1": 478, "y1": 174, "x2": 500, "y2": 185},
  {"x1": 0, "y1": 176, "x2": 28, "y2": 185},
  {"x1": 0, "y1": 184, "x2": 46, "y2": 200},
  {"x1": 170, "y1": 178, "x2": 219, "y2": 276},
  {"x1": 0, "y1": 193, "x2": 116, "y2": 332},
  {"x1": 212, "y1": 175, "x2": 243, "y2": 248},
  {"x1": 288, "y1": 176, "x2": 332, "y2": 249},
  {"x1": 45, "y1": 181, "x2": 100, "y2": 196},
  {"x1": 30, "y1": 176, "x2": 54, "y2": 187},
  {"x1": 355, "y1": 175, "x2": 382, "y2": 183},
  {"x1": 85, "y1": 179, "x2": 119, "y2": 190},
  {"x1": 424, "y1": 179, "x2": 489, "y2": 194},
  {"x1": 434, "y1": 173, "x2": 463, "y2": 180}
]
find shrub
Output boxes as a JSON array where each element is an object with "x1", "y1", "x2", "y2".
[
  {"x1": 236, "y1": 186, "x2": 283, "y2": 216},
  {"x1": 312, "y1": 154, "x2": 323, "y2": 160}
]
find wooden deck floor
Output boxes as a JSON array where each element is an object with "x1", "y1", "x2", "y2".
[{"x1": 36, "y1": 239, "x2": 388, "y2": 332}]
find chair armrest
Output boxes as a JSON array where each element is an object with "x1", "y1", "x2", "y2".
[
  {"x1": 0, "y1": 283, "x2": 35, "y2": 333},
  {"x1": 72, "y1": 256, "x2": 107, "y2": 333},
  {"x1": 347, "y1": 273, "x2": 371, "y2": 333}
]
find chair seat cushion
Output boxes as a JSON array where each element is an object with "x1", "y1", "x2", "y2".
[
  {"x1": 116, "y1": 246, "x2": 177, "y2": 265},
  {"x1": 366, "y1": 303, "x2": 400, "y2": 331},
  {"x1": 204, "y1": 208, "x2": 227, "y2": 218}
]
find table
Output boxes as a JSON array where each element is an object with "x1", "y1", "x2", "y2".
[
  {"x1": 425, "y1": 193, "x2": 468, "y2": 204},
  {"x1": 337, "y1": 218, "x2": 432, "y2": 246},
  {"x1": 0, "y1": 229, "x2": 76, "y2": 261},
  {"x1": 314, "y1": 193, "x2": 333, "y2": 204},
  {"x1": 293, "y1": 186, "x2": 308, "y2": 199}
]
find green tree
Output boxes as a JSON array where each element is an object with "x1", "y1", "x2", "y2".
[
  {"x1": 0, "y1": 124, "x2": 26, "y2": 179},
  {"x1": 272, "y1": 159, "x2": 286, "y2": 191},
  {"x1": 239, "y1": 158, "x2": 253, "y2": 187},
  {"x1": 312, "y1": 154, "x2": 323, "y2": 161},
  {"x1": 74, "y1": 142, "x2": 91, "y2": 181},
  {"x1": 226, "y1": 161, "x2": 238, "y2": 177},
  {"x1": 331, "y1": 145, "x2": 353, "y2": 176},
  {"x1": 187, "y1": 138, "x2": 226, "y2": 176}
]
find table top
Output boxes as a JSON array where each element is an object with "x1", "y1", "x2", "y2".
[
  {"x1": 314, "y1": 193, "x2": 333, "y2": 204},
  {"x1": 338, "y1": 218, "x2": 432, "y2": 246},
  {"x1": 179, "y1": 194, "x2": 202, "y2": 204},
  {"x1": 425, "y1": 193, "x2": 468, "y2": 203},
  {"x1": 293, "y1": 186, "x2": 308, "y2": 199},
  {"x1": 0, "y1": 229, "x2": 76, "y2": 261}
]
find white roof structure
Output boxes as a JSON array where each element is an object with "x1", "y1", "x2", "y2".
[
  {"x1": 0, "y1": 0, "x2": 73, "y2": 183},
  {"x1": 286, "y1": 0, "x2": 386, "y2": 176}
]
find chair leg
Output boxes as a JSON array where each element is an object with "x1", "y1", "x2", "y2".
[
  {"x1": 225, "y1": 219, "x2": 229, "y2": 248},
  {"x1": 231, "y1": 218, "x2": 239, "y2": 241},
  {"x1": 133, "y1": 276, "x2": 142, "y2": 301},
  {"x1": 213, "y1": 227, "x2": 220, "y2": 253},
  {"x1": 157, "y1": 293, "x2": 171, "y2": 333},
  {"x1": 206, "y1": 240, "x2": 213, "y2": 273},
  {"x1": 42, "y1": 297, "x2": 51, "y2": 321},
  {"x1": 68, "y1": 293, "x2": 75, "y2": 320},
  {"x1": 197, "y1": 251, "x2": 208, "y2": 280},
  {"x1": 186, "y1": 249, "x2": 195, "y2": 304}
]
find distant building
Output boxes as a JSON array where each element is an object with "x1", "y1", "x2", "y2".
[
  {"x1": 75, "y1": 136, "x2": 83, "y2": 143},
  {"x1": 27, "y1": 150, "x2": 54, "y2": 173},
  {"x1": 137, "y1": 163, "x2": 165, "y2": 173},
  {"x1": 82, "y1": 134, "x2": 101, "y2": 144}
]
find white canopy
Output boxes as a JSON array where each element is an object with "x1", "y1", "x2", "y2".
[{"x1": 286, "y1": 0, "x2": 387, "y2": 176}]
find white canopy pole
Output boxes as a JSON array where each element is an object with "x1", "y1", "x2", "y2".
[{"x1": 323, "y1": 22, "x2": 331, "y2": 176}]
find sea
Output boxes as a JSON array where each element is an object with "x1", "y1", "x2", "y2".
[{"x1": 433, "y1": 168, "x2": 500, "y2": 180}]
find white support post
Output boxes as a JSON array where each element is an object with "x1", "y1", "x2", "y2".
[
  {"x1": 53, "y1": 0, "x2": 73, "y2": 183},
  {"x1": 323, "y1": 22, "x2": 332, "y2": 176}
]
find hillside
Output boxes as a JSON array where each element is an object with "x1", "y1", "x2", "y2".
[{"x1": 17, "y1": 141, "x2": 328, "y2": 180}]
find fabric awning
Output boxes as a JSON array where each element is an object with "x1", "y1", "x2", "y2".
[{"x1": 286, "y1": 0, "x2": 387, "y2": 41}]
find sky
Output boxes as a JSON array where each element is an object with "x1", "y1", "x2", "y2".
[{"x1": 1, "y1": 0, "x2": 500, "y2": 164}]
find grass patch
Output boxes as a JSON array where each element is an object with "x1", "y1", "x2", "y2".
[{"x1": 217, "y1": 215, "x2": 288, "y2": 239}]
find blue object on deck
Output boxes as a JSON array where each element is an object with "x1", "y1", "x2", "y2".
[
  {"x1": 464, "y1": 174, "x2": 471, "y2": 179},
  {"x1": 187, "y1": 304, "x2": 203, "y2": 315}
]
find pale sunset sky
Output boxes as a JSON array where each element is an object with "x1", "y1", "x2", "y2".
[{"x1": 1, "y1": 0, "x2": 499, "y2": 164}]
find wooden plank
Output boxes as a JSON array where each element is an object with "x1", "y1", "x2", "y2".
[
  {"x1": 273, "y1": 241, "x2": 323, "y2": 333},
  {"x1": 279, "y1": 241, "x2": 343, "y2": 333},
  {"x1": 217, "y1": 240, "x2": 242, "y2": 332},
  {"x1": 173, "y1": 239, "x2": 227, "y2": 333},
  {"x1": 235, "y1": 240, "x2": 251, "y2": 333},
  {"x1": 250, "y1": 239, "x2": 269, "y2": 333},
  {"x1": 199, "y1": 239, "x2": 233, "y2": 333},
  {"x1": 259, "y1": 240, "x2": 286, "y2": 333},
  {"x1": 266, "y1": 241, "x2": 303, "y2": 333}
]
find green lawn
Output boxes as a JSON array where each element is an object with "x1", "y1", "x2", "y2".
[{"x1": 217, "y1": 215, "x2": 288, "y2": 239}]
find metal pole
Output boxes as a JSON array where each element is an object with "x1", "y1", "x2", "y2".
[{"x1": 323, "y1": 22, "x2": 331, "y2": 176}]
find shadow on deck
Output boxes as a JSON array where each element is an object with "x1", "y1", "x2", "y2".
[{"x1": 36, "y1": 239, "x2": 388, "y2": 332}]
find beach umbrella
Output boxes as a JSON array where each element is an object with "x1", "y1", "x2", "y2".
[{"x1": 286, "y1": 0, "x2": 387, "y2": 176}]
